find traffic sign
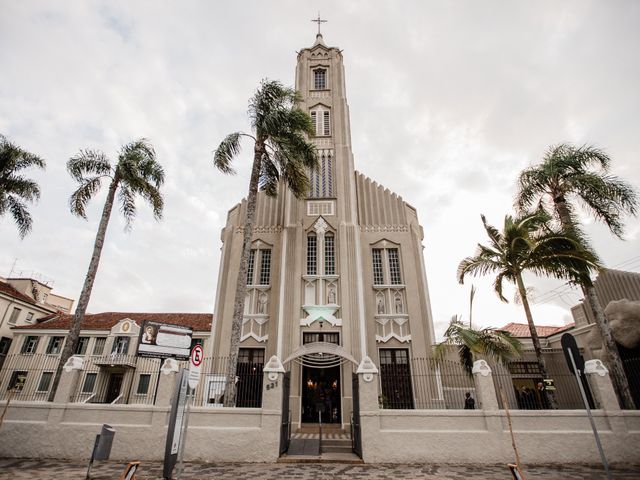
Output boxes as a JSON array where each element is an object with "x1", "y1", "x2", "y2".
[
  {"x1": 561, "y1": 333, "x2": 584, "y2": 374},
  {"x1": 188, "y1": 344, "x2": 203, "y2": 389}
]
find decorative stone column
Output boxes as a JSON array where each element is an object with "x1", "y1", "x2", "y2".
[
  {"x1": 155, "y1": 358, "x2": 180, "y2": 406},
  {"x1": 584, "y1": 359, "x2": 620, "y2": 411},
  {"x1": 472, "y1": 360, "x2": 498, "y2": 411},
  {"x1": 262, "y1": 355, "x2": 286, "y2": 462},
  {"x1": 53, "y1": 356, "x2": 84, "y2": 403},
  {"x1": 356, "y1": 356, "x2": 380, "y2": 462},
  {"x1": 262, "y1": 355, "x2": 286, "y2": 412}
]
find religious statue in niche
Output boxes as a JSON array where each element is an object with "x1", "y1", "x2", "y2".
[
  {"x1": 258, "y1": 292, "x2": 268, "y2": 314},
  {"x1": 327, "y1": 286, "x2": 336, "y2": 304},
  {"x1": 377, "y1": 296, "x2": 385, "y2": 315},
  {"x1": 394, "y1": 294, "x2": 403, "y2": 314}
]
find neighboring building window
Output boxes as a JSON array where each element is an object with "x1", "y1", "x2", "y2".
[
  {"x1": 314, "y1": 68, "x2": 327, "y2": 90},
  {"x1": 25, "y1": 312, "x2": 34, "y2": 323},
  {"x1": 236, "y1": 348, "x2": 264, "y2": 408},
  {"x1": 8, "y1": 307, "x2": 22, "y2": 325},
  {"x1": 21, "y1": 336, "x2": 39, "y2": 354},
  {"x1": 111, "y1": 336, "x2": 130, "y2": 355},
  {"x1": 93, "y1": 338, "x2": 106, "y2": 356},
  {"x1": 75, "y1": 337, "x2": 89, "y2": 355},
  {"x1": 259, "y1": 250, "x2": 271, "y2": 285},
  {"x1": 307, "y1": 234, "x2": 317, "y2": 275},
  {"x1": 136, "y1": 374, "x2": 151, "y2": 395},
  {"x1": 82, "y1": 373, "x2": 97, "y2": 393},
  {"x1": 324, "y1": 233, "x2": 335, "y2": 275},
  {"x1": 46, "y1": 336, "x2": 64, "y2": 355},
  {"x1": 190, "y1": 337, "x2": 204, "y2": 351},
  {"x1": 0, "y1": 337, "x2": 12, "y2": 355},
  {"x1": 37, "y1": 372, "x2": 53, "y2": 392},
  {"x1": 246, "y1": 249, "x2": 256, "y2": 285},
  {"x1": 372, "y1": 247, "x2": 403, "y2": 285},
  {"x1": 310, "y1": 106, "x2": 331, "y2": 136},
  {"x1": 379, "y1": 348, "x2": 413, "y2": 409},
  {"x1": 9, "y1": 371, "x2": 28, "y2": 391}
]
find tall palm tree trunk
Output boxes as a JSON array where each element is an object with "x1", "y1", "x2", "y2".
[
  {"x1": 48, "y1": 176, "x2": 119, "y2": 402},
  {"x1": 223, "y1": 141, "x2": 263, "y2": 407},
  {"x1": 516, "y1": 274, "x2": 558, "y2": 409},
  {"x1": 554, "y1": 197, "x2": 636, "y2": 409}
]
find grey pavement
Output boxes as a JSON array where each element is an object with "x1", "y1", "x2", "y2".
[{"x1": 0, "y1": 459, "x2": 639, "y2": 479}]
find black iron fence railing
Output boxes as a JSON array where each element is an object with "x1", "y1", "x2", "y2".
[
  {"x1": 0, "y1": 353, "x2": 264, "y2": 408},
  {"x1": 378, "y1": 358, "x2": 477, "y2": 410},
  {"x1": 0, "y1": 353, "x2": 61, "y2": 402},
  {"x1": 622, "y1": 357, "x2": 640, "y2": 409},
  {"x1": 491, "y1": 361, "x2": 592, "y2": 410}
]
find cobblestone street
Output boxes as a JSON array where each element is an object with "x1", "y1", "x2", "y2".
[{"x1": 0, "y1": 459, "x2": 638, "y2": 479}]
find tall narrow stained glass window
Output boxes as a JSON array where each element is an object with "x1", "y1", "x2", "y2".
[
  {"x1": 372, "y1": 249, "x2": 384, "y2": 285},
  {"x1": 324, "y1": 233, "x2": 335, "y2": 275},
  {"x1": 307, "y1": 234, "x2": 317, "y2": 275},
  {"x1": 259, "y1": 250, "x2": 271, "y2": 285},
  {"x1": 246, "y1": 249, "x2": 256, "y2": 285}
]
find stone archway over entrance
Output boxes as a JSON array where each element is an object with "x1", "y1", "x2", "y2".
[{"x1": 284, "y1": 342, "x2": 359, "y2": 425}]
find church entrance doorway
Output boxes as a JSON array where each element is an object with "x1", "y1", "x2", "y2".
[
  {"x1": 301, "y1": 364, "x2": 341, "y2": 423},
  {"x1": 300, "y1": 332, "x2": 341, "y2": 424}
]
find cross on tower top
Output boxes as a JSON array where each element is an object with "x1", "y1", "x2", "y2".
[{"x1": 311, "y1": 13, "x2": 327, "y2": 35}]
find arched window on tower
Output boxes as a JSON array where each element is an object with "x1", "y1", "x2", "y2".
[
  {"x1": 313, "y1": 68, "x2": 327, "y2": 90},
  {"x1": 309, "y1": 105, "x2": 330, "y2": 137},
  {"x1": 310, "y1": 150, "x2": 334, "y2": 198}
]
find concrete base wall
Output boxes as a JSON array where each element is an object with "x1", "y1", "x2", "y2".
[
  {"x1": 0, "y1": 402, "x2": 281, "y2": 462},
  {"x1": 361, "y1": 409, "x2": 640, "y2": 465}
]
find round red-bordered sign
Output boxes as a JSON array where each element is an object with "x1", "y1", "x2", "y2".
[{"x1": 190, "y1": 344, "x2": 204, "y2": 367}]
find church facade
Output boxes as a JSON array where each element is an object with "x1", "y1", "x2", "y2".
[{"x1": 210, "y1": 33, "x2": 436, "y2": 428}]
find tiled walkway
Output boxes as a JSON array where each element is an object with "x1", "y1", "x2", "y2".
[{"x1": 0, "y1": 458, "x2": 638, "y2": 479}]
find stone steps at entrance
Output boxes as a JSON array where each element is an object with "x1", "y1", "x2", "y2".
[{"x1": 283, "y1": 425, "x2": 362, "y2": 463}]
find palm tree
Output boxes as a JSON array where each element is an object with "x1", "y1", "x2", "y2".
[
  {"x1": 516, "y1": 143, "x2": 638, "y2": 409},
  {"x1": 48, "y1": 139, "x2": 164, "y2": 401},
  {"x1": 213, "y1": 79, "x2": 317, "y2": 406},
  {"x1": 458, "y1": 211, "x2": 600, "y2": 408},
  {"x1": 435, "y1": 315, "x2": 522, "y2": 376},
  {"x1": 0, "y1": 134, "x2": 46, "y2": 238}
]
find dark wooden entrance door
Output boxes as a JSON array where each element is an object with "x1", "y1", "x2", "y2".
[
  {"x1": 105, "y1": 373, "x2": 124, "y2": 403},
  {"x1": 301, "y1": 365, "x2": 341, "y2": 423}
]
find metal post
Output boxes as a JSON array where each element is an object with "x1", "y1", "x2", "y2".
[
  {"x1": 568, "y1": 349, "x2": 611, "y2": 480},
  {"x1": 85, "y1": 434, "x2": 100, "y2": 480},
  {"x1": 318, "y1": 410, "x2": 322, "y2": 456},
  {"x1": 176, "y1": 390, "x2": 192, "y2": 479}
]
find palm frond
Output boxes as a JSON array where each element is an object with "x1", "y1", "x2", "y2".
[
  {"x1": 69, "y1": 176, "x2": 104, "y2": 219},
  {"x1": 67, "y1": 150, "x2": 111, "y2": 182},
  {"x1": 213, "y1": 132, "x2": 242, "y2": 174},
  {"x1": 6, "y1": 195, "x2": 32, "y2": 238},
  {"x1": 118, "y1": 185, "x2": 136, "y2": 229}
]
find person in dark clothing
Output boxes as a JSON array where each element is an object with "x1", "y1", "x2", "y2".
[{"x1": 464, "y1": 391, "x2": 475, "y2": 409}]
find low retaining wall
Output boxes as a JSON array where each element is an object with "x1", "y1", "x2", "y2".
[
  {"x1": 361, "y1": 408, "x2": 640, "y2": 465},
  {"x1": 0, "y1": 402, "x2": 281, "y2": 462}
]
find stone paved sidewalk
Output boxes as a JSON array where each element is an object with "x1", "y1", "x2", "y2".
[{"x1": 0, "y1": 459, "x2": 638, "y2": 479}]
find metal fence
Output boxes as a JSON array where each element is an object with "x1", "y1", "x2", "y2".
[
  {"x1": 186, "y1": 356, "x2": 263, "y2": 408},
  {"x1": 379, "y1": 358, "x2": 477, "y2": 410},
  {"x1": 622, "y1": 356, "x2": 640, "y2": 409},
  {"x1": 0, "y1": 353, "x2": 61, "y2": 402},
  {"x1": 492, "y1": 355, "x2": 591, "y2": 410},
  {"x1": 0, "y1": 352, "x2": 265, "y2": 407}
]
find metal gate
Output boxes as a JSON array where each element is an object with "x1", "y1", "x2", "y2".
[
  {"x1": 351, "y1": 372, "x2": 362, "y2": 458},
  {"x1": 279, "y1": 372, "x2": 291, "y2": 455}
]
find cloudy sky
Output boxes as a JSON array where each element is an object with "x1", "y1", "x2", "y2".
[{"x1": 1, "y1": 1, "x2": 639, "y2": 339}]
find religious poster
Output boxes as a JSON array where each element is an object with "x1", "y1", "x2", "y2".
[{"x1": 137, "y1": 320, "x2": 193, "y2": 360}]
